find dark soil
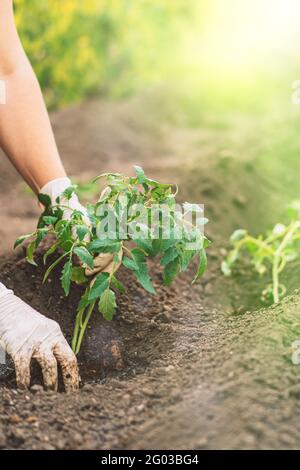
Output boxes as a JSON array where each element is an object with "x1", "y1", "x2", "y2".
[{"x1": 1, "y1": 91, "x2": 300, "y2": 449}]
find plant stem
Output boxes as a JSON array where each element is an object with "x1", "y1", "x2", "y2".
[
  {"x1": 236, "y1": 236, "x2": 274, "y2": 256},
  {"x1": 272, "y1": 262, "x2": 280, "y2": 304},
  {"x1": 72, "y1": 308, "x2": 84, "y2": 352},
  {"x1": 122, "y1": 244, "x2": 132, "y2": 256},
  {"x1": 42, "y1": 251, "x2": 70, "y2": 283},
  {"x1": 74, "y1": 301, "x2": 96, "y2": 355}
]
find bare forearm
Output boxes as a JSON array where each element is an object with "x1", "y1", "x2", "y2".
[
  {"x1": 0, "y1": 0, "x2": 66, "y2": 193},
  {"x1": 0, "y1": 61, "x2": 66, "y2": 193}
]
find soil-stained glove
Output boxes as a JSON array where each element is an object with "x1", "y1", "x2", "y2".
[
  {"x1": 0, "y1": 282, "x2": 79, "y2": 391},
  {"x1": 40, "y1": 177, "x2": 122, "y2": 277},
  {"x1": 85, "y1": 249, "x2": 123, "y2": 277}
]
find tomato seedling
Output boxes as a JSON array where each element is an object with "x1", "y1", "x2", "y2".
[
  {"x1": 16, "y1": 167, "x2": 210, "y2": 354},
  {"x1": 222, "y1": 203, "x2": 300, "y2": 304}
]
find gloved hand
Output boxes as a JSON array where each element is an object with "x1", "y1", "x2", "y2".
[
  {"x1": 0, "y1": 283, "x2": 79, "y2": 391},
  {"x1": 40, "y1": 177, "x2": 91, "y2": 227},
  {"x1": 40, "y1": 177, "x2": 123, "y2": 276}
]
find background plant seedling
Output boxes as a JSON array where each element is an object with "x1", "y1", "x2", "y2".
[
  {"x1": 16, "y1": 167, "x2": 210, "y2": 354},
  {"x1": 222, "y1": 202, "x2": 300, "y2": 304}
]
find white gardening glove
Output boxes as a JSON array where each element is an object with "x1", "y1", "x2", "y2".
[
  {"x1": 40, "y1": 177, "x2": 90, "y2": 226},
  {"x1": 40, "y1": 177, "x2": 122, "y2": 276},
  {"x1": 0, "y1": 283, "x2": 79, "y2": 391}
]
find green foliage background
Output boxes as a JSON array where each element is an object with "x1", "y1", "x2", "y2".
[
  {"x1": 14, "y1": 0, "x2": 195, "y2": 109},
  {"x1": 14, "y1": 0, "x2": 299, "y2": 113}
]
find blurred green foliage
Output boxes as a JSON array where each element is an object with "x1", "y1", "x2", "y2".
[
  {"x1": 14, "y1": 0, "x2": 195, "y2": 109},
  {"x1": 14, "y1": 0, "x2": 299, "y2": 114}
]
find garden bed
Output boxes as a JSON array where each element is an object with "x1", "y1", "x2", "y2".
[{"x1": 0, "y1": 92, "x2": 300, "y2": 449}]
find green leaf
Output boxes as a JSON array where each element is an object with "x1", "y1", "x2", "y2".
[
  {"x1": 61, "y1": 260, "x2": 72, "y2": 296},
  {"x1": 55, "y1": 219, "x2": 68, "y2": 232},
  {"x1": 230, "y1": 229, "x2": 247, "y2": 244},
  {"x1": 42, "y1": 216, "x2": 58, "y2": 226},
  {"x1": 71, "y1": 267, "x2": 88, "y2": 284},
  {"x1": 43, "y1": 241, "x2": 60, "y2": 264},
  {"x1": 71, "y1": 209, "x2": 87, "y2": 221},
  {"x1": 74, "y1": 246, "x2": 94, "y2": 269},
  {"x1": 122, "y1": 256, "x2": 138, "y2": 271},
  {"x1": 133, "y1": 238, "x2": 154, "y2": 256},
  {"x1": 221, "y1": 260, "x2": 231, "y2": 276},
  {"x1": 163, "y1": 257, "x2": 180, "y2": 286},
  {"x1": 56, "y1": 220, "x2": 72, "y2": 245},
  {"x1": 14, "y1": 233, "x2": 33, "y2": 249},
  {"x1": 179, "y1": 249, "x2": 196, "y2": 271},
  {"x1": 146, "y1": 177, "x2": 171, "y2": 188},
  {"x1": 160, "y1": 247, "x2": 178, "y2": 266},
  {"x1": 62, "y1": 185, "x2": 77, "y2": 200},
  {"x1": 131, "y1": 248, "x2": 146, "y2": 265},
  {"x1": 161, "y1": 238, "x2": 178, "y2": 252},
  {"x1": 98, "y1": 289, "x2": 117, "y2": 321},
  {"x1": 38, "y1": 193, "x2": 51, "y2": 208},
  {"x1": 134, "y1": 269, "x2": 156, "y2": 294},
  {"x1": 106, "y1": 174, "x2": 128, "y2": 191},
  {"x1": 88, "y1": 239, "x2": 121, "y2": 254},
  {"x1": 113, "y1": 252, "x2": 122, "y2": 265},
  {"x1": 151, "y1": 239, "x2": 163, "y2": 256},
  {"x1": 43, "y1": 252, "x2": 69, "y2": 283},
  {"x1": 35, "y1": 228, "x2": 48, "y2": 248},
  {"x1": 192, "y1": 248, "x2": 207, "y2": 283},
  {"x1": 134, "y1": 165, "x2": 146, "y2": 184},
  {"x1": 93, "y1": 172, "x2": 122, "y2": 183},
  {"x1": 75, "y1": 225, "x2": 90, "y2": 242},
  {"x1": 78, "y1": 290, "x2": 91, "y2": 311},
  {"x1": 122, "y1": 252, "x2": 156, "y2": 294},
  {"x1": 111, "y1": 275, "x2": 126, "y2": 293},
  {"x1": 203, "y1": 236, "x2": 212, "y2": 248},
  {"x1": 226, "y1": 249, "x2": 239, "y2": 266},
  {"x1": 26, "y1": 240, "x2": 37, "y2": 266},
  {"x1": 88, "y1": 272, "x2": 110, "y2": 301}
]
